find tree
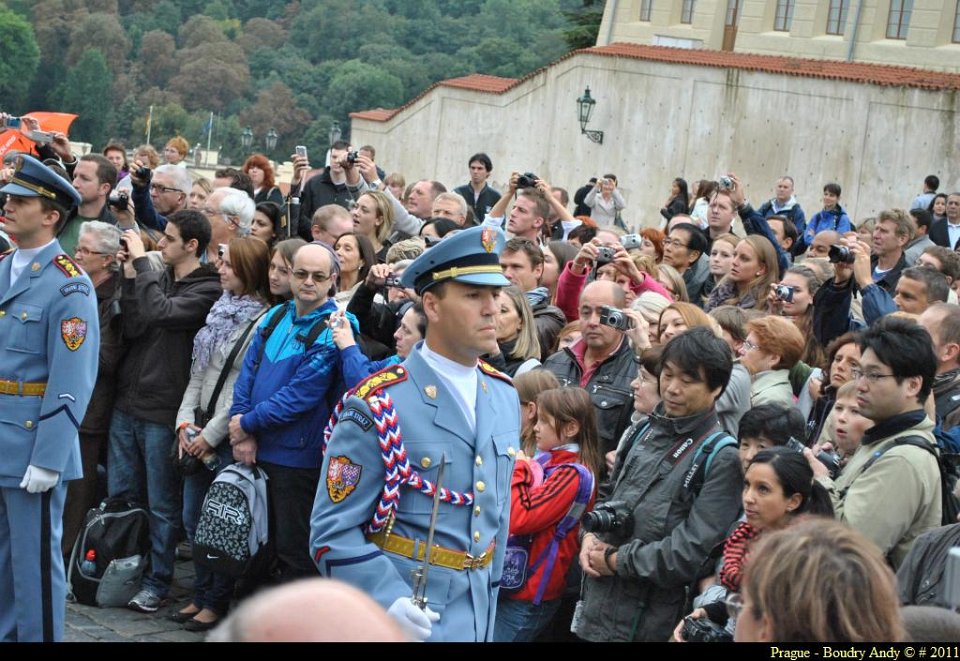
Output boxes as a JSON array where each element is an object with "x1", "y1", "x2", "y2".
[
  {"x1": 562, "y1": 0, "x2": 604, "y2": 50},
  {"x1": 67, "y1": 13, "x2": 130, "y2": 75},
  {"x1": 236, "y1": 17, "x2": 286, "y2": 54},
  {"x1": 56, "y1": 49, "x2": 113, "y2": 149},
  {"x1": 138, "y1": 30, "x2": 177, "y2": 89},
  {"x1": 325, "y1": 60, "x2": 405, "y2": 122},
  {"x1": 0, "y1": 6, "x2": 40, "y2": 110},
  {"x1": 178, "y1": 15, "x2": 226, "y2": 48},
  {"x1": 238, "y1": 81, "x2": 311, "y2": 150},
  {"x1": 168, "y1": 41, "x2": 250, "y2": 111}
]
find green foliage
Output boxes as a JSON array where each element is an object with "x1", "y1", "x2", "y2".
[
  {"x1": 0, "y1": 5, "x2": 40, "y2": 111},
  {"x1": 56, "y1": 49, "x2": 113, "y2": 148},
  {"x1": 325, "y1": 60, "x2": 405, "y2": 124},
  {"x1": 562, "y1": 0, "x2": 604, "y2": 50}
]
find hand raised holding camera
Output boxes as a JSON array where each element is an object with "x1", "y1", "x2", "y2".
[
  {"x1": 572, "y1": 240, "x2": 600, "y2": 274},
  {"x1": 365, "y1": 262, "x2": 393, "y2": 288}
]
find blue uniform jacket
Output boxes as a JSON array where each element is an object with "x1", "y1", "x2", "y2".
[
  {"x1": 0, "y1": 243, "x2": 99, "y2": 487},
  {"x1": 230, "y1": 299, "x2": 355, "y2": 469},
  {"x1": 310, "y1": 346, "x2": 521, "y2": 641},
  {"x1": 339, "y1": 344, "x2": 400, "y2": 390}
]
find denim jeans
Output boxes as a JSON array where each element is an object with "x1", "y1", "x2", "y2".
[
  {"x1": 493, "y1": 595, "x2": 561, "y2": 642},
  {"x1": 182, "y1": 442, "x2": 236, "y2": 614},
  {"x1": 107, "y1": 408, "x2": 181, "y2": 598}
]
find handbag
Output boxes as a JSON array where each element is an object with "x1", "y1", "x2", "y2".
[{"x1": 173, "y1": 315, "x2": 263, "y2": 476}]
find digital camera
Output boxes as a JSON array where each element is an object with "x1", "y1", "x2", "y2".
[
  {"x1": 774, "y1": 284, "x2": 795, "y2": 303},
  {"x1": 135, "y1": 165, "x2": 151, "y2": 181},
  {"x1": 599, "y1": 305, "x2": 634, "y2": 332},
  {"x1": 108, "y1": 190, "x2": 129, "y2": 211},
  {"x1": 718, "y1": 175, "x2": 733, "y2": 190},
  {"x1": 595, "y1": 246, "x2": 615, "y2": 265},
  {"x1": 581, "y1": 500, "x2": 634, "y2": 535},
  {"x1": 384, "y1": 275, "x2": 403, "y2": 288},
  {"x1": 828, "y1": 244, "x2": 856, "y2": 265},
  {"x1": 516, "y1": 172, "x2": 539, "y2": 189},
  {"x1": 620, "y1": 234, "x2": 642, "y2": 251},
  {"x1": 346, "y1": 150, "x2": 360, "y2": 164}
]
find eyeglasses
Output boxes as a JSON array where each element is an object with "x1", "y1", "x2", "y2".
[
  {"x1": 850, "y1": 368, "x2": 897, "y2": 384},
  {"x1": 742, "y1": 339, "x2": 761, "y2": 353},
  {"x1": 663, "y1": 238, "x2": 689, "y2": 249},
  {"x1": 150, "y1": 183, "x2": 181, "y2": 194},
  {"x1": 76, "y1": 246, "x2": 108, "y2": 257},
  {"x1": 291, "y1": 270, "x2": 331, "y2": 283},
  {"x1": 725, "y1": 593, "x2": 744, "y2": 621}
]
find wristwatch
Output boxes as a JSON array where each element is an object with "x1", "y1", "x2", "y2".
[{"x1": 368, "y1": 179, "x2": 382, "y2": 190}]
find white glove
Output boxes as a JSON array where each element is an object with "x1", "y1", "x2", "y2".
[
  {"x1": 387, "y1": 597, "x2": 440, "y2": 641},
  {"x1": 19, "y1": 465, "x2": 59, "y2": 494}
]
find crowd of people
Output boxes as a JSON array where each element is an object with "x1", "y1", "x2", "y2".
[{"x1": 2, "y1": 116, "x2": 960, "y2": 642}]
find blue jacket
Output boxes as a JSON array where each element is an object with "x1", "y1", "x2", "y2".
[
  {"x1": 230, "y1": 299, "x2": 356, "y2": 469},
  {"x1": 802, "y1": 205, "x2": 852, "y2": 248},
  {"x1": 339, "y1": 344, "x2": 400, "y2": 390}
]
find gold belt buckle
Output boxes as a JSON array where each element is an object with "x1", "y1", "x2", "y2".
[{"x1": 464, "y1": 551, "x2": 485, "y2": 570}]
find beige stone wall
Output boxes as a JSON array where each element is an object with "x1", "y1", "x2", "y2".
[
  {"x1": 599, "y1": 0, "x2": 960, "y2": 73},
  {"x1": 350, "y1": 51, "x2": 958, "y2": 231}
]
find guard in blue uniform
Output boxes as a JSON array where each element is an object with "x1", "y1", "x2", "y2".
[
  {"x1": 310, "y1": 226, "x2": 521, "y2": 642},
  {"x1": 0, "y1": 155, "x2": 99, "y2": 641}
]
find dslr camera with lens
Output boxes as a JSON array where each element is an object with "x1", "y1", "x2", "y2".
[
  {"x1": 681, "y1": 615, "x2": 732, "y2": 643},
  {"x1": 598, "y1": 305, "x2": 634, "y2": 331},
  {"x1": 581, "y1": 500, "x2": 634, "y2": 535},
  {"x1": 785, "y1": 437, "x2": 843, "y2": 479},
  {"x1": 774, "y1": 284, "x2": 795, "y2": 303},
  {"x1": 828, "y1": 244, "x2": 856, "y2": 265},
  {"x1": 108, "y1": 190, "x2": 129, "y2": 212},
  {"x1": 516, "y1": 172, "x2": 539, "y2": 189}
]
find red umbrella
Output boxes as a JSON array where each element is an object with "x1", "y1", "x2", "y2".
[{"x1": 0, "y1": 111, "x2": 78, "y2": 160}]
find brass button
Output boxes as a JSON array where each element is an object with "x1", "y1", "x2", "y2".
[
  {"x1": 473, "y1": 531, "x2": 481, "y2": 542},
  {"x1": 475, "y1": 480, "x2": 486, "y2": 492},
  {"x1": 25, "y1": 420, "x2": 34, "y2": 429},
  {"x1": 421, "y1": 457, "x2": 432, "y2": 469},
  {"x1": 475, "y1": 456, "x2": 483, "y2": 467},
  {"x1": 20, "y1": 312, "x2": 28, "y2": 320},
  {"x1": 474, "y1": 506, "x2": 481, "y2": 517},
  {"x1": 507, "y1": 447, "x2": 516, "y2": 457},
  {"x1": 0, "y1": 310, "x2": 5, "y2": 317}
]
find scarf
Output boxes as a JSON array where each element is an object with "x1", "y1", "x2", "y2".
[{"x1": 191, "y1": 292, "x2": 264, "y2": 374}]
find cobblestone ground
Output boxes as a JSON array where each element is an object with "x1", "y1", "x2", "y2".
[{"x1": 65, "y1": 556, "x2": 206, "y2": 642}]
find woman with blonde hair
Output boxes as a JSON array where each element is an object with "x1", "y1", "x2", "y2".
[
  {"x1": 657, "y1": 301, "x2": 716, "y2": 345},
  {"x1": 488, "y1": 285, "x2": 541, "y2": 377},
  {"x1": 734, "y1": 518, "x2": 904, "y2": 642},
  {"x1": 655, "y1": 263, "x2": 689, "y2": 303},
  {"x1": 705, "y1": 235, "x2": 780, "y2": 312},
  {"x1": 351, "y1": 190, "x2": 394, "y2": 261},
  {"x1": 703, "y1": 232, "x2": 739, "y2": 302}
]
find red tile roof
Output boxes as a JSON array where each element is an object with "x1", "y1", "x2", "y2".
[{"x1": 350, "y1": 44, "x2": 960, "y2": 122}]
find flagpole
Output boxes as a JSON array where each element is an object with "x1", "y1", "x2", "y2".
[
  {"x1": 146, "y1": 105, "x2": 153, "y2": 145},
  {"x1": 205, "y1": 111, "x2": 213, "y2": 167}
]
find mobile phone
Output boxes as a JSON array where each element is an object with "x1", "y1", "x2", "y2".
[
  {"x1": 295, "y1": 145, "x2": 308, "y2": 159},
  {"x1": 2, "y1": 116, "x2": 21, "y2": 129}
]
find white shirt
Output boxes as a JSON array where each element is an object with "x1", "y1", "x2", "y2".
[
  {"x1": 420, "y1": 341, "x2": 478, "y2": 434},
  {"x1": 10, "y1": 239, "x2": 57, "y2": 282}
]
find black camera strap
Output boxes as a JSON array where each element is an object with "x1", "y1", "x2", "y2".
[{"x1": 202, "y1": 310, "x2": 267, "y2": 423}]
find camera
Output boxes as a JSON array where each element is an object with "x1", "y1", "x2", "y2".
[
  {"x1": 828, "y1": 244, "x2": 856, "y2": 265},
  {"x1": 346, "y1": 150, "x2": 359, "y2": 164},
  {"x1": 598, "y1": 305, "x2": 635, "y2": 332},
  {"x1": 595, "y1": 246, "x2": 615, "y2": 265},
  {"x1": 2, "y1": 116, "x2": 21, "y2": 129},
  {"x1": 516, "y1": 172, "x2": 539, "y2": 189},
  {"x1": 108, "y1": 190, "x2": 129, "y2": 211},
  {"x1": 620, "y1": 234, "x2": 642, "y2": 251},
  {"x1": 774, "y1": 284, "x2": 795, "y2": 303},
  {"x1": 295, "y1": 145, "x2": 308, "y2": 159},
  {"x1": 581, "y1": 500, "x2": 634, "y2": 535},
  {"x1": 718, "y1": 175, "x2": 733, "y2": 190},
  {"x1": 785, "y1": 437, "x2": 843, "y2": 480},
  {"x1": 384, "y1": 275, "x2": 403, "y2": 288},
  {"x1": 681, "y1": 615, "x2": 732, "y2": 643},
  {"x1": 135, "y1": 165, "x2": 151, "y2": 181}
]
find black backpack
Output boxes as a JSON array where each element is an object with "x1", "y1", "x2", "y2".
[{"x1": 67, "y1": 497, "x2": 150, "y2": 607}]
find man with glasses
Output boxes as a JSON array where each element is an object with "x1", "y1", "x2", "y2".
[
  {"x1": 109, "y1": 210, "x2": 221, "y2": 613},
  {"x1": 662, "y1": 222, "x2": 710, "y2": 304},
  {"x1": 231, "y1": 242, "x2": 355, "y2": 583},
  {"x1": 806, "y1": 316, "x2": 942, "y2": 568},
  {"x1": 202, "y1": 187, "x2": 254, "y2": 263},
  {"x1": 574, "y1": 327, "x2": 741, "y2": 641},
  {"x1": 130, "y1": 163, "x2": 192, "y2": 231}
]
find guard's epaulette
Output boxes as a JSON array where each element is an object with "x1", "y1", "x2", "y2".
[
  {"x1": 478, "y1": 359, "x2": 513, "y2": 386},
  {"x1": 353, "y1": 364, "x2": 409, "y2": 401},
  {"x1": 53, "y1": 254, "x2": 82, "y2": 278}
]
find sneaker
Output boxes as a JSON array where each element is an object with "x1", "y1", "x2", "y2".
[{"x1": 127, "y1": 589, "x2": 162, "y2": 613}]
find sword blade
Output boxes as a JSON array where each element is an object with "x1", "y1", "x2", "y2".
[{"x1": 413, "y1": 453, "x2": 445, "y2": 608}]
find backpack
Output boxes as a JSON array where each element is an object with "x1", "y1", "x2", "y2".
[
  {"x1": 67, "y1": 497, "x2": 150, "y2": 607},
  {"x1": 501, "y1": 457, "x2": 595, "y2": 604},
  {"x1": 856, "y1": 435, "x2": 960, "y2": 527},
  {"x1": 193, "y1": 463, "x2": 269, "y2": 578}
]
